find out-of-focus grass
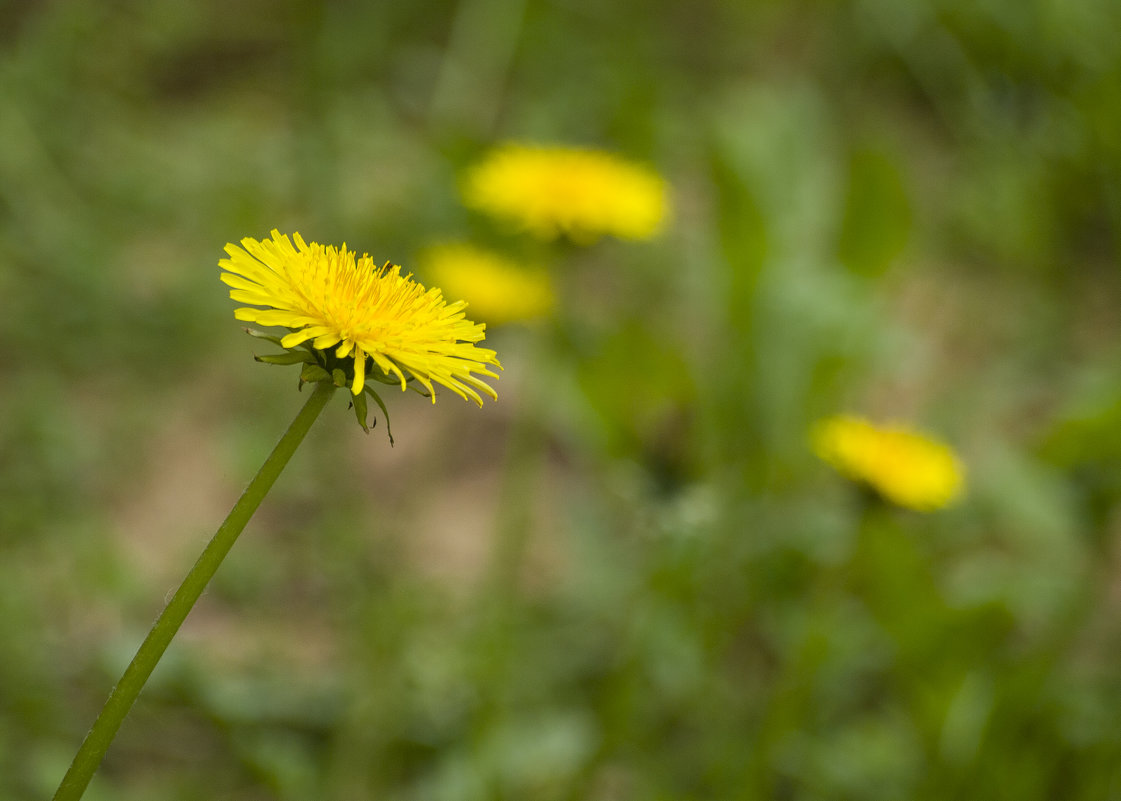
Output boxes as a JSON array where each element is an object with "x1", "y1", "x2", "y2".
[{"x1": 3, "y1": 0, "x2": 1121, "y2": 799}]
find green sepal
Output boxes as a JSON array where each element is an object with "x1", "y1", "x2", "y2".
[
  {"x1": 244, "y1": 327, "x2": 317, "y2": 355},
  {"x1": 364, "y1": 385, "x2": 394, "y2": 445},
  {"x1": 351, "y1": 389, "x2": 370, "y2": 433},
  {"x1": 255, "y1": 351, "x2": 315, "y2": 366},
  {"x1": 243, "y1": 327, "x2": 287, "y2": 347},
  {"x1": 243, "y1": 330, "x2": 395, "y2": 444},
  {"x1": 300, "y1": 364, "x2": 331, "y2": 384},
  {"x1": 367, "y1": 370, "x2": 405, "y2": 387}
]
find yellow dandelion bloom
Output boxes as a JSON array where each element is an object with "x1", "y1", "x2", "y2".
[
  {"x1": 418, "y1": 243, "x2": 555, "y2": 325},
  {"x1": 220, "y1": 230, "x2": 501, "y2": 405},
  {"x1": 462, "y1": 143, "x2": 669, "y2": 243},
  {"x1": 812, "y1": 415, "x2": 965, "y2": 512}
]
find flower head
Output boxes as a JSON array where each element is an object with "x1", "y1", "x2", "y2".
[
  {"x1": 220, "y1": 230, "x2": 501, "y2": 405},
  {"x1": 462, "y1": 143, "x2": 669, "y2": 243},
  {"x1": 418, "y1": 243, "x2": 555, "y2": 325},
  {"x1": 812, "y1": 415, "x2": 964, "y2": 511}
]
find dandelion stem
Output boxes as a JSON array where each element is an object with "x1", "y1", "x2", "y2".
[{"x1": 53, "y1": 381, "x2": 338, "y2": 801}]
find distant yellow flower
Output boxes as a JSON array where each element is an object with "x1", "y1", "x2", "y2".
[
  {"x1": 220, "y1": 230, "x2": 501, "y2": 405},
  {"x1": 419, "y1": 243, "x2": 555, "y2": 325},
  {"x1": 812, "y1": 415, "x2": 964, "y2": 511},
  {"x1": 462, "y1": 143, "x2": 669, "y2": 243}
]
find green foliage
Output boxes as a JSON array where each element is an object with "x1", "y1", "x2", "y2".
[
  {"x1": 837, "y1": 146, "x2": 911, "y2": 279},
  {"x1": 4, "y1": 0, "x2": 1121, "y2": 799}
]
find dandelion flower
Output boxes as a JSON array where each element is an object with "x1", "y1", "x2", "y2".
[
  {"x1": 220, "y1": 230, "x2": 501, "y2": 405},
  {"x1": 418, "y1": 243, "x2": 555, "y2": 325},
  {"x1": 462, "y1": 143, "x2": 669, "y2": 243},
  {"x1": 812, "y1": 415, "x2": 964, "y2": 511}
]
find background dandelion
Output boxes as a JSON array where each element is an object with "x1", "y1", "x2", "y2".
[
  {"x1": 417, "y1": 242, "x2": 555, "y2": 325},
  {"x1": 812, "y1": 415, "x2": 965, "y2": 511},
  {"x1": 7, "y1": 2, "x2": 1121, "y2": 799},
  {"x1": 462, "y1": 143, "x2": 669, "y2": 242}
]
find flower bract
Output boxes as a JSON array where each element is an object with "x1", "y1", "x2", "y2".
[
  {"x1": 462, "y1": 143, "x2": 669, "y2": 243},
  {"x1": 812, "y1": 415, "x2": 964, "y2": 511},
  {"x1": 418, "y1": 243, "x2": 555, "y2": 325},
  {"x1": 220, "y1": 230, "x2": 501, "y2": 405}
]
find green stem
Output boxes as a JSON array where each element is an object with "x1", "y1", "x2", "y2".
[{"x1": 53, "y1": 381, "x2": 337, "y2": 801}]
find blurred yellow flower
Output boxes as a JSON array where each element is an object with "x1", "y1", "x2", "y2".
[
  {"x1": 220, "y1": 230, "x2": 501, "y2": 405},
  {"x1": 462, "y1": 143, "x2": 669, "y2": 243},
  {"x1": 812, "y1": 415, "x2": 964, "y2": 511},
  {"x1": 419, "y1": 243, "x2": 555, "y2": 325}
]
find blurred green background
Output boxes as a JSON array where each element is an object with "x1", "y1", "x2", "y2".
[{"x1": 4, "y1": 0, "x2": 1121, "y2": 798}]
